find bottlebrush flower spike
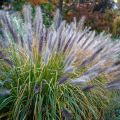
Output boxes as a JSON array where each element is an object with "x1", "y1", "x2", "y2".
[{"x1": 0, "y1": 5, "x2": 120, "y2": 87}]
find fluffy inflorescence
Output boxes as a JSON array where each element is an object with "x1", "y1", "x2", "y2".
[
  {"x1": 0, "y1": 4, "x2": 120, "y2": 120},
  {"x1": 0, "y1": 5, "x2": 120, "y2": 87}
]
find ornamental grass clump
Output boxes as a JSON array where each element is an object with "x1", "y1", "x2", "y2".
[{"x1": 0, "y1": 5, "x2": 120, "y2": 120}]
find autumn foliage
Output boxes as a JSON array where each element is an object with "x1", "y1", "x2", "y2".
[
  {"x1": 29, "y1": 0, "x2": 58, "y2": 5},
  {"x1": 65, "y1": 3, "x2": 117, "y2": 34},
  {"x1": 29, "y1": 0, "x2": 47, "y2": 5}
]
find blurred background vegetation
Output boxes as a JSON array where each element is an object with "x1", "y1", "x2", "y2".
[{"x1": 1, "y1": 0, "x2": 120, "y2": 37}]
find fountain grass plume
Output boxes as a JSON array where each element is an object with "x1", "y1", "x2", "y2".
[{"x1": 0, "y1": 4, "x2": 120, "y2": 120}]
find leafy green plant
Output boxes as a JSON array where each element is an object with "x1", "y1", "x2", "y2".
[
  {"x1": 12, "y1": 1, "x2": 54, "y2": 27},
  {"x1": 112, "y1": 16, "x2": 120, "y2": 37},
  {"x1": 0, "y1": 5, "x2": 120, "y2": 120},
  {"x1": 105, "y1": 91, "x2": 120, "y2": 120},
  {"x1": 12, "y1": 0, "x2": 27, "y2": 11},
  {"x1": 41, "y1": 3, "x2": 54, "y2": 27}
]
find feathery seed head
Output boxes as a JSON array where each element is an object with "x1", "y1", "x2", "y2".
[{"x1": 0, "y1": 5, "x2": 120, "y2": 84}]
